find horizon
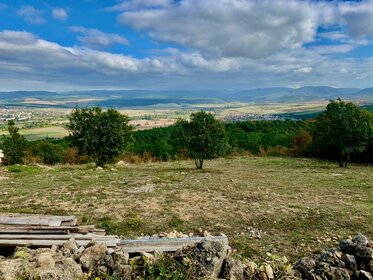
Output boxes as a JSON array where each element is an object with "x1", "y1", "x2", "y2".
[{"x1": 0, "y1": 0, "x2": 373, "y2": 92}]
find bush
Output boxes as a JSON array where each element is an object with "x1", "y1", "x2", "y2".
[{"x1": 27, "y1": 141, "x2": 64, "y2": 165}]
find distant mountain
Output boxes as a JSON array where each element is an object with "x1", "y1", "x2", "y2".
[
  {"x1": 231, "y1": 86, "x2": 362, "y2": 103},
  {"x1": 0, "y1": 86, "x2": 371, "y2": 108}
]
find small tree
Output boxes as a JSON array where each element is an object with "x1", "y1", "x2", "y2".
[
  {"x1": 67, "y1": 107, "x2": 132, "y2": 167},
  {"x1": 2, "y1": 120, "x2": 28, "y2": 165},
  {"x1": 176, "y1": 111, "x2": 228, "y2": 169},
  {"x1": 312, "y1": 99, "x2": 372, "y2": 167}
]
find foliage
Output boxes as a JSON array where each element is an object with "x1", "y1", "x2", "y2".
[
  {"x1": 175, "y1": 111, "x2": 229, "y2": 169},
  {"x1": 312, "y1": 99, "x2": 373, "y2": 167},
  {"x1": 26, "y1": 140, "x2": 65, "y2": 165},
  {"x1": 1, "y1": 120, "x2": 28, "y2": 165},
  {"x1": 67, "y1": 107, "x2": 133, "y2": 166},
  {"x1": 132, "y1": 254, "x2": 188, "y2": 280},
  {"x1": 260, "y1": 253, "x2": 299, "y2": 280}
]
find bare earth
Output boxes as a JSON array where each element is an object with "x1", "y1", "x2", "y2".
[{"x1": 0, "y1": 156, "x2": 371, "y2": 260}]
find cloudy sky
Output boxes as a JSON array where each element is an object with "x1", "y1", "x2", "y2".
[{"x1": 0, "y1": 0, "x2": 373, "y2": 91}]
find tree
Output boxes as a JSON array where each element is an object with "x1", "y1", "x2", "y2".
[
  {"x1": 176, "y1": 111, "x2": 228, "y2": 169},
  {"x1": 67, "y1": 107, "x2": 133, "y2": 167},
  {"x1": 2, "y1": 120, "x2": 28, "y2": 165},
  {"x1": 312, "y1": 99, "x2": 372, "y2": 167}
]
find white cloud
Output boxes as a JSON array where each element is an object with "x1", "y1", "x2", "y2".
[
  {"x1": 0, "y1": 30, "x2": 373, "y2": 91},
  {"x1": 52, "y1": 8, "x2": 68, "y2": 21},
  {"x1": 116, "y1": 0, "x2": 373, "y2": 59},
  {"x1": 16, "y1": 6, "x2": 45, "y2": 25},
  {"x1": 70, "y1": 26, "x2": 129, "y2": 49},
  {"x1": 118, "y1": 0, "x2": 324, "y2": 59},
  {"x1": 339, "y1": 1, "x2": 373, "y2": 38}
]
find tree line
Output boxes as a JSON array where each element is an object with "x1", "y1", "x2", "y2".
[{"x1": 1, "y1": 99, "x2": 372, "y2": 169}]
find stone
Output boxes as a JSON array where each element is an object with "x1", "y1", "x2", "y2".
[
  {"x1": 359, "y1": 270, "x2": 373, "y2": 280},
  {"x1": 354, "y1": 234, "x2": 369, "y2": 246},
  {"x1": 315, "y1": 261, "x2": 332, "y2": 279},
  {"x1": 294, "y1": 257, "x2": 316, "y2": 278},
  {"x1": 258, "y1": 271, "x2": 268, "y2": 280},
  {"x1": 331, "y1": 267, "x2": 350, "y2": 280},
  {"x1": 120, "y1": 264, "x2": 133, "y2": 279},
  {"x1": 340, "y1": 240, "x2": 357, "y2": 255},
  {"x1": 356, "y1": 245, "x2": 373, "y2": 262},
  {"x1": 79, "y1": 243, "x2": 107, "y2": 272},
  {"x1": 220, "y1": 257, "x2": 245, "y2": 280},
  {"x1": 242, "y1": 260, "x2": 258, "y2": 278},
  {"x1": 0, "y1": 248, "x2": 83, "y2": 280},
  {"x1": 264, "y1": 264, "x2": 274, "y2": 279},
  {"x1": 62, "y1": 237, "x2": 79, "y2": 256},
  {"x1": 186, "y1": 240, "x2": 229, "y2": 278},
  {"x1": 369, "y1": 259, "x2": 373, "y2": 272},
  {"x1": 343, "y1": 254, "x2": 357, "y2": 271}
]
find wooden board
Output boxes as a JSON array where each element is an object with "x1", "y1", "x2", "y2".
[
  {"x1": 0, "y1": 214, "x2": 78, "y2": 227},
  {"x1": 120, "y1": 236, "x2": 229, "y2": 253}
]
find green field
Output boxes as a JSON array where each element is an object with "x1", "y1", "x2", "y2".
[
  {"x1": 1, "y1": 126, "x2": 68, "y2": 141},
  {"x1": 0, "y1": 156, "x2": 371, "y2": 260}
]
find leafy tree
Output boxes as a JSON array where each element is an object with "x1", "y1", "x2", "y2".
[
  {"x1": 27, "y1": 140, "x2": 65, "y2": 165},
  {"x1": 2, "y1": 120, "x2": 28, "y2": 165},
  {"x1": 312, "y1": 99, "x2": 372, "y2": 167},
  {"x1": 176, "y1": 111, "x2": 228, "y2": 169},
  {"x1": 67, "y1": 107, "x2": 133, "y2": 167}
]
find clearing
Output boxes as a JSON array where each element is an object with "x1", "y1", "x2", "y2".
[{"x1": 0, "y1": 156, "x2": 371, "y2": 260}]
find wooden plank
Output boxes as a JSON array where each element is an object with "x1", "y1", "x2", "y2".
[
  {"x1": 120, "y1": 236, "x2": 228, "y2": 253},
  {"x1": 0, "y1": 225, "x2": 83, "y2": 233},
  {"x1": 0, "y1": 214, "x2": 77, "y2": 227},
  {"x1": 0, "y1": 239, "x2": 119, "y2": 248},
  {"x1": 0, "y1": 233, "x2": 119, "y2": 241}
]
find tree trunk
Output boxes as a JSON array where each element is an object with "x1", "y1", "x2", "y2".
[{"x1": 195, "y1": 158, "x2": 203, "y2": 169}]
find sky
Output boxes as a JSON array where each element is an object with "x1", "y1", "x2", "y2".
[{"x1": 0, "y1": 0, "x2": 373, "y2": 91}]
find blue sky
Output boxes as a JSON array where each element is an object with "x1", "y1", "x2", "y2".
[{"x1": 0, "y1": 0, "x2": 373, "y2": 91}]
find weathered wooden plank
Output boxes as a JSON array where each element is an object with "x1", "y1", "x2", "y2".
[
  {"x1": 0, "y1": 233, "x2": 118, "y2": 241},
  {"x1": 0, "y1": 239, "x2": 119, "y2": 248},
  {"x1": 120, "y1": 236, "x2": 228, "y2": 253},
  {"x1": 0, "y1": 214, "x2": 77, "y2": 227},
  {"x1": 0, "y1": 225, "x2": 91, "y2": 234}
]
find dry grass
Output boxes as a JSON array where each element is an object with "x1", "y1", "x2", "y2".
[{"x1": 0, "y1": 156, "x2": 372, "y2": 260}]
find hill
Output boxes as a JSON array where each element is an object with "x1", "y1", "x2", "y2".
[{"x1": 0, "y1": 86, "x2": 372, "y2": 109}]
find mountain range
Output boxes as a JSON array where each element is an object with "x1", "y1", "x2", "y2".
[{"x1": 0, "y1": 86, "x2": 372, "y2": 108}]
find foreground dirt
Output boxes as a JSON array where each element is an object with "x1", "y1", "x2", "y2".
[{"x1": 0, "y1": 157, "x2": 372, "y2": 260}]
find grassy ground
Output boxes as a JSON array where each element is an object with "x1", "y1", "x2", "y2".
[{"x1": 0, "y1": 156, "x2": 371, "y2": 261}]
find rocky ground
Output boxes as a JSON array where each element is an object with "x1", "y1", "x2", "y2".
[{"x1": 0, "y1": 233, "x2": 372, "y2": 280}]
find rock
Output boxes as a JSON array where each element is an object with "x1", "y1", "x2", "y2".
[
  {"x1": 264, "y1": 264, "x2": 274, "y2": 279},
  {"x1": 79, "y1": 243, "x2": 107, "y2": 272},
  {"x1": 369, "y1": 259, "x2": 373, "y2": 272},
  {"x1": 62, "y1": 237, "x2": 79, "y2": 256},
  {"x1": 354, "y1": 234, "x2": 369, "y2": 246},
  {"x1": 242, "y1": 260, "x2": 258, "y2": 278},
  {"x1": 0, "y1": 248, "x2": 83, "y2": 280},
  {"x1": 220, "y1": 257, "x2": 245, "y2": 280},
  {"x1": 186, "y1": 239, "x2": 229, "y2": 278},
  {"x1": 340, "y1": 239, "x2": 357, "y2": 255},
  {"x1": 331, "y1": 267, "x2": 350, "y2": 280},
  {"x1": 295, "y1": 257, "x2": 316, "y2": 278},
  {"x1": 113, "y1": 249, "x2": 129, "y2": 266},
  {"x1": 258, "y1": 271, "x2": 268, "y2": 280},
  {"x1": 315, "y1": 261, "x2": 332, "y2": 279},
  {"x1": 343, "y1": 254, "x2": 358, "y2": 271},
  {"x1": 356, "y1": 245, "x2": 373, "y2": 262},
  {"x1": 247, "y1": 226, "x2": 262, "y2": 239},
  {"x1": 120, "y1": 264, "x2": 133, "y2": 279},
  {"x1": 359, "y1": 270, "x2": 373, "y2": 280}
]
